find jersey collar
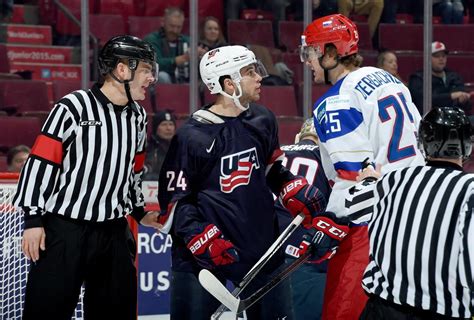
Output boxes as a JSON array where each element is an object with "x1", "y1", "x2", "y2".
[{"x1": 91, "y1": 83, "x2": 139, "y2": 114}]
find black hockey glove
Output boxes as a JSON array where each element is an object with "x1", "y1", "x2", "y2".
[{"x1": 298, "y1": 212, "x2": 350, "y2": 263}]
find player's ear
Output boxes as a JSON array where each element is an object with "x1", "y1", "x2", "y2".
[
  {"x1": 222, "y1": 78, "x2": 235, "y2": 94},
  {"x1": 115, "y1": 61, "x2": 129, "y2": 79}
]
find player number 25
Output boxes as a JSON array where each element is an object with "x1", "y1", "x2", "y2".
[{"x1": 166, "y1": 170, "x2": 187, "y2": 191}]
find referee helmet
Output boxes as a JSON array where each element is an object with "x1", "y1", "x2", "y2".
[
  {"x1": 419, "y1": 106, "x2": 472, "y2": 160},
  {"x1": 98, "y1": 35, "x2": 158, "y2": 82}
]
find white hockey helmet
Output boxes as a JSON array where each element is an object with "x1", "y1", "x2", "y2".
[{"x1": 200, "y1": 45, "x2": 267, "y2": 110}]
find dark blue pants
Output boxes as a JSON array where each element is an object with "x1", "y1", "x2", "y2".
[{"x1": 170, "y1": 269, "x2": 294, "y2": 319}]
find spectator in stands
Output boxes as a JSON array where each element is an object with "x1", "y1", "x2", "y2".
[
  {"x1": 376, "y1": 50, "x2": 405, "y2": 84},
  {"x1": 0, "y1": 0, "x2": 13, "y2": 23},
  {"x1": 144, "y1": 7, "x2": 206, "y2": 84},
  {"x1": 198, "y1": 16, "x2": 227, "y2": 52},
  {"x1": 434, "y1": 0, "x2": 464, "y2": 24},
  {"x1": 412, "y1": 0, "x2": 464, "y2": 24},
  {"x1": 409, "y1": 41, "x2": 472, "y2": 115},
  {"x1": 144, "y1": 110, "x2": 176, "y2": 180},
  {"x1": 338, "y1": 0, "x2": 384, "y2": 43},
  {"x1": 6, "y1": 145, "x2": 30, "y2": 173}
]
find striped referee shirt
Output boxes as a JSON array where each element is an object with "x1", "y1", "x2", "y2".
[
  {"x1": 344, "y1": 161, "x2": 474, "y2": 318},
  {"x1": 13, "y1": 84, "x2": 148, "y2": 228}
]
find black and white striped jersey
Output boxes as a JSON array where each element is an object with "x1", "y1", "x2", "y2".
[
  {"x1": 14, "y1": 84, "x2": 148, "y2": 228},
  {"x1": 345, "y1": 162, "x2": 474, "y2": 318}
]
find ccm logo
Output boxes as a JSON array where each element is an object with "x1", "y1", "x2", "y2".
[
  {"x1": 80, "y1": 120, "x2": 102, "y2": 126},
  {"x1": 315, "y1": 220, "x2": 347, "y2": 239},
  {"x1": 280, "y1": 179, "x2": 304, "y2": 198},
  {"x1": 188, "y1": 225, "x2": 219, "y2": 254}
]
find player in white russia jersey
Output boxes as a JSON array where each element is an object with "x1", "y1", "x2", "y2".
[{"x1": 300, "y1": 14, "x2": 425, "y2": 320}]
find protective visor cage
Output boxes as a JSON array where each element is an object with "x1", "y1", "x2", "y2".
[{"x1": 299, "y1": 36, "x2": 322, "y2": 63}]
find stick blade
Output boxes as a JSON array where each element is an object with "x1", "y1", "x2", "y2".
[{"x1": 198, "y1": 269, "x2": 240, "y2": 313}]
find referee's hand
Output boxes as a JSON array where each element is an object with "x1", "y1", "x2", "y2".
[{"x1": 22, "y1": 227, "x2": 46, "y2": 262}]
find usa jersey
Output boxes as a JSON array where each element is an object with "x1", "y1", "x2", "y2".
[
  {"x1": 312, "y1": 67, "x2": 425, "y2": 216},
  {"x1": 276, "y1": 140, "x2": 331, "y2": 269},
  {"x1": 159, "y1": 104, "x2": 295, "y2": 279}
]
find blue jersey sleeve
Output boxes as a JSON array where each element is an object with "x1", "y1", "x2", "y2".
[{"x1": 157, "y1": 125, "x2": 215, "y2": 234}]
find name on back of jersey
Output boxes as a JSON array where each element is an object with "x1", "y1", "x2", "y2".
[
  {"x1": 354, "y1": 69, "x2": 401, "y2": 100},
  {"x1": 281, "y1": 144, "x2": 318, "y2": 152}
]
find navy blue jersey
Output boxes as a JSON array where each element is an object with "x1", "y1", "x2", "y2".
[
  {"x1": 158, "y1": 104, "x2": 295, "y2": 280},
  {"x1": 276, "y1": 139, "x2": 331, "y2": 271}
]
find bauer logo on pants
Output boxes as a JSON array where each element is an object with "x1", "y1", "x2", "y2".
[{"x1": 219, "y1": 147, "x2": 260, "y2": 193}]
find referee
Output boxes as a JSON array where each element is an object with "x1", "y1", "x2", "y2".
[
  {"x1": 345, "y1": 106, "x2": 473, "y2": 319},
  {"x1": 13, "y1": 35, "x2": 162, "y2": 319}
]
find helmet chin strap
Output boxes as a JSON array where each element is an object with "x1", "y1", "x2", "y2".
[
  {"x1": 110, "y1": 70, "x2": 136, "y2": 105},
  {"x1": 220, "y1": 81, "x2": 249, "y2": 111},
  {"x1": 319, "y1": 56, "x2": 339, "y2": 85}
]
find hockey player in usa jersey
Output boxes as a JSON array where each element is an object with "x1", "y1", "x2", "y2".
[
  {"x1": 300, "y1": 14, "x2": 425, "y2": 320},
  {"x1": 156, "y1": 45, "x2": 347, "y2": 320},
  {"x1": 276, "y1": 119, "x2": 332, "y2": 320}
]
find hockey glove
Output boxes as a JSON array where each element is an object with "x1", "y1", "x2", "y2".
[
  {"x1": 298, "y1": 212, "x2": 350, "y2": 263},
  {"x1": 279, "y1": 178, "x2": 327, "y2": 225},
  {"x1": 186, "y1": 224, "x2": 239, "y2": 269}
]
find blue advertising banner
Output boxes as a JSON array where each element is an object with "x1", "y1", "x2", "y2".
[{"x1": 137, "y1": 225, "x2": 172, "y2": 315}]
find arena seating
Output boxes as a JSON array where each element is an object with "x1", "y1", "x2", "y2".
[
  {"x1": 155, "y1": 84, "x2": 191, "y2": 114},
  {"x1": 0, "y1": 80, "x2": 50, "y2": 115},
  {"x1": 258, "y1": 85, "x2": 299, "y2": 116},
  {"x1": 278, "y1": 21, "x2": 303, "y2": 52},
  {"x1": 0, "y1": 117, "x2": 42, "y2": 152},
  {"x1": 89, "y1": 14, "x2": 126, "y2": 45},
  {"x1": 277, "y1": 116, "x2": 304, "y2": 145},
  {"x1": 227, "y1": 19, "x2": 275, "y2": 48},
  {"x1": 379, "y1": 24, "x2": 474, "y2": 53},
  {"x1": 52, "y1": 80, "x2": 92, "y2": 102}
]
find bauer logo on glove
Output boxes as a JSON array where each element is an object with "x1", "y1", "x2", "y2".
[{"x1": 186, "y1": 224, "x2": 239, "y2": 269}]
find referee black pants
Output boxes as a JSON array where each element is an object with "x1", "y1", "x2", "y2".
[
  {"x1": 360, "y1": 295, "x2": 471, "y2": 320},
  {"x1": 23, "y1": 214, "x2": 137, "y2": 320}
]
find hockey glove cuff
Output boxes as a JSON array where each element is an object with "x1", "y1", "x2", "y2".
[
  {"x1": 298, "y1": 212, "x2": 350, "y2": 263},
  {"x1": 279, "y1": 178, "x2": 327, "y2": 225},
  {"x1": 186, "y1": 224, "x2": 239, "y2": 269}
]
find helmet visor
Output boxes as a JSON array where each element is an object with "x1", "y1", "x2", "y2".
[
  {"x1": 140, "y1": 60, "x2": 159, "y2": 84},
  {"x1": 299, "y1": 45, "x2": 322, "y2": 63},
  {"x1": 255, "y1": 60, "x2": 268, "y2": 78},
  {"x1": 238, "y1": 60, "x2": 269, "y2": 80},
  {"x1": 151, "y1": 61, "x2": 159, "y2": 84}
]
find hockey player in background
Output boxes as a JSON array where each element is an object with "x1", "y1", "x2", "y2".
[
  {"x1": 276, "y1": 118, "x2": 332, "y2": 320},
  {"x1": 156, "y1": 45, "x2": 349, "y2": 319},
  {"x1": 300, "y1": 14, "x2": 425, "y2": 320}
]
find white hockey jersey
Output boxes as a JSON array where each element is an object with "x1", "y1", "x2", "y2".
[{"x1": 312, "y1": 66, "x2": 425, "y2": 217}]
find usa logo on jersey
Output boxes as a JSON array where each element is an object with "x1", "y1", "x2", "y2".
[{"x1": 220, "y1": 147, "x2": 260, "y2": 193}]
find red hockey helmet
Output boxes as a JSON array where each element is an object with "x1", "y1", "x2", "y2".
[{"x1": 300, "y1": 14, "x2": 359, "y2": 62}]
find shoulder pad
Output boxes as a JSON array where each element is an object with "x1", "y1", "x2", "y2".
[{"x1": 192, "y1": 109, "x2": 225, "y2": 124}]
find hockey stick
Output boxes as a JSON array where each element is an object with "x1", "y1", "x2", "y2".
[
  {"x1": 207, "y1": 212, "x2": 305, "y2": 319},
  {"x1": 201, "y1": 232, "x2": 321, "y2": 315}
]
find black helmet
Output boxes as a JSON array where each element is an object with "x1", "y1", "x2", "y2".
[
  {"x1": 419, "y1": 106, "x2": 472, "y2": 160},
  {"x1": 98, "y1": 35, "x2": 157, "y2": 77}
]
